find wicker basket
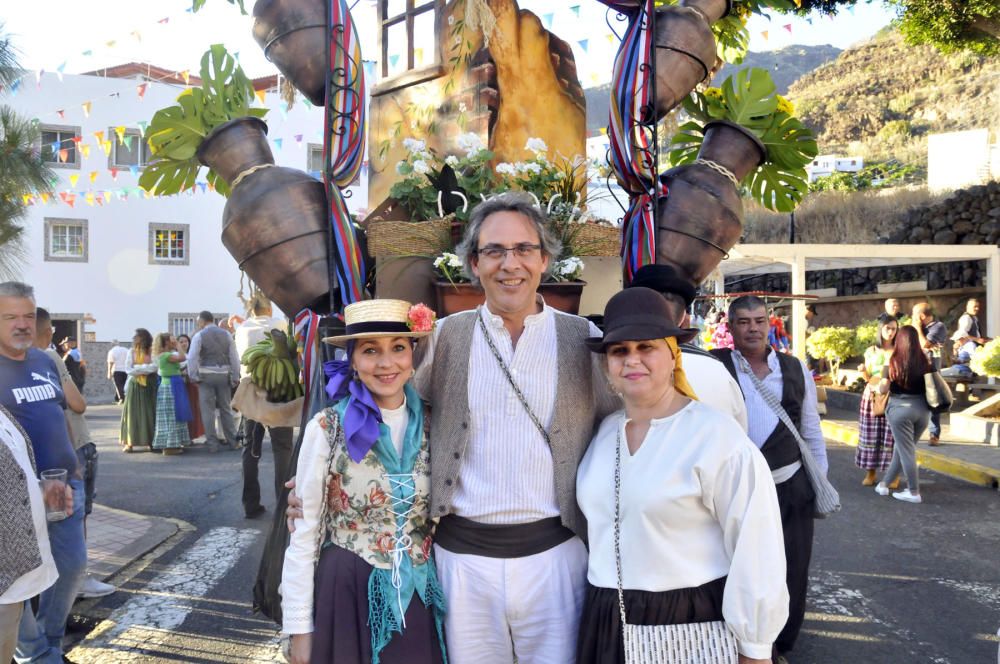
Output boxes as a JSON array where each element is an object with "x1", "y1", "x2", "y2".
[
  {"x1": 365, "y1": 218, "x2": 453, "y2": 257},
  {"x1": 569, "y1": 223, "x2": 621, "y2": 257}
]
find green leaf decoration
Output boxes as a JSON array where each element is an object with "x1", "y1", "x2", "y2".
[
  {"x1": 140, "y1": 44, "x2": 267, "y2": 197},
  {"x1": 721, "y1": 67, "x2": 777, "y2": 129}
]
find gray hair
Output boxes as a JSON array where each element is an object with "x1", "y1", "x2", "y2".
[
  {"x1": 0, "y1": 281, "x2": 35, "y2": 301},
  {"x1": 728, "y1": 294, "x2": 767, "y2": 320},
  {"x1": 455, "y1": 192, "x2": 562, "y2": 287}
]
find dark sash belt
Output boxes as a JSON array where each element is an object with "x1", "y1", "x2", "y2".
[{"x1": 434, "y1": 514, "x2": 574, "y2": 559}]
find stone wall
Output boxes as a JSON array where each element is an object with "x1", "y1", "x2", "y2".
[
  {"x1": 725, "y1": 259, "x2": 985, "y2": 296},
  {"x1": 80, "y1": 341, "x2": 117, "y2": 405},
  {"x1": 884, "y1": 180, "x2": 1000, "y2": 245}
]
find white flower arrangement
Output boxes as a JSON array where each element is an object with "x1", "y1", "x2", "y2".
[
  {"x1": 402, "y1": 137, "x2": 427, "y2": 154},
  {"x1": 444, "y1": 155, "x2": 460, "y2": 167},
  {"x1": 433, "y1": 252, "x2": 467, "y2": 283},
  {"x1": 495, "y1": 162, "x2": 516, "y2": 176},
  {"x1": 551, "y1": 256, "x2": 585, "y2": 282},
  {"x1": 456, "y1": 132, "x2": 486, "y2": 158},
  {"x1": 413, "y1": 159, "x2": 430, "y2": 175},
  {"x1": 525, "y1": 137, "x2": 548, "y2": 155}
]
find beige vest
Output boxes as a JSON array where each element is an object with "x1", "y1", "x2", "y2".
[{"x1": 424, "y1": 309, "x2": 617, "y2": 540}]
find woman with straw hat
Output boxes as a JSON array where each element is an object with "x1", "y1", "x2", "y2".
[
  {"x1": 281, "y1": 299, "x2": 446, "y2": 664},
  {"x1": 575, "y1": 287, "x2": 788, "y2": 664}
]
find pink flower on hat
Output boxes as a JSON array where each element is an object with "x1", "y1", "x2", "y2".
[{"x1": 407, "y1": 303, "x2": 436, "y2": 333}]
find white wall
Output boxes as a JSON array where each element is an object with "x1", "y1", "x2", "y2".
[
  {"x1": 928, "y1": 129, "x2": 991, "y2": 193},
  {"x1": 12, "y1": 70, "x2": 366, "y2": 340}
]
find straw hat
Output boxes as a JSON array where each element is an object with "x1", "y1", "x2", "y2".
[{"x1": 322, "y1": 299, "x2": 433, "y2": 347}]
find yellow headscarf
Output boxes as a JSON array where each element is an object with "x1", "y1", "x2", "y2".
[{"x1": 664, "y1": 337, "x2": 698, "y2": 401}]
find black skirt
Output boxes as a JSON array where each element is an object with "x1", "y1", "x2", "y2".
[
  {"x1": 576, "y1": 577, "x2": 727, "y2": 664},
  {"x1": 310, "y1": 544, "x2": 445, "y2": 664}
]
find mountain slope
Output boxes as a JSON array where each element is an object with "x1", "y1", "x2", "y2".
[{"x1": 787, "y1": 29, "x2": 1000, "y2": 167}]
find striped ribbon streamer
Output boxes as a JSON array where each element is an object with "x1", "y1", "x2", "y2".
[
  {"x1": 324, "y1": 0, "x2": 367, "y2": 306},
  {"x1": 294, "y1": 309, "x2": 322, "y2": 407},
  {"x1": 602, "y1": 0, "x2": 665, "y2": 282}
]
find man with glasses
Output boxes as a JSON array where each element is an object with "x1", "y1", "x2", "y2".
[{"x1": 414, "y1": 192, "x2": 619, "y2": 663}]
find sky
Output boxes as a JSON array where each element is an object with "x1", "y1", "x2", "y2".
[{"x1": 3, "y1": 0, "x2": 898, "y2": 86}]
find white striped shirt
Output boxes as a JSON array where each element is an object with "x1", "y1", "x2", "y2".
[{"x1": 422, "y1": 300, "x2": 602, "y2": 524}]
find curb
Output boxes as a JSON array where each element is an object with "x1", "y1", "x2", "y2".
[{"x1": 821, "y1": 420, "x2": 1000, "y2": 489}]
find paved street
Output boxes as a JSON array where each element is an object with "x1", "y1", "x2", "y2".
[{"x1": 65, "y1": 405, "x2": 1000, "y2": 663}]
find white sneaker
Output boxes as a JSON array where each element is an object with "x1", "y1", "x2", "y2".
[
  {"x1": 874, "y1": 482, "x2": 889, "y2": 496},
  {"x1": 78, "y1": 576, "x2": 116, "y2": 598},
  {"x1": 892, "y1": 489, "x2": 922, "y2": 504}
]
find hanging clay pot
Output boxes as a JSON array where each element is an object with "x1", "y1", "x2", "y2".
[
  {"x1": 680, "y1": 0, "x2": 731, "y2": 24},
  {"x1": 252, "y1": 0, "x2": 327, "y2": 107},
  {"x1": 655, "y1": 120, "x2": 765, "y2": 286},
  {"x1": 650, "y1": 2, "x2": 726, "y2": 120},
  {"x1": 197, "y1": 117, "x2": 332, "y2": 315}
]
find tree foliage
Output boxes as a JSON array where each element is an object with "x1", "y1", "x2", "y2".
[
  {"x1": 0, "y1": 28, "x2": 54, "y2": 279},
  {"x1": 890, "y1": 0, "x2": 1000, "y2": 56}
]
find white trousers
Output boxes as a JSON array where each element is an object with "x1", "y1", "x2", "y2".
[{"x1": 434, "y1": 536, "x2": 588, "y2": 664}]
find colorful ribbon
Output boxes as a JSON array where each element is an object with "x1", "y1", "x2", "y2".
[
  {"x1": 603, "y1": 0, "x2": 665, "y2": 282},
  {"x1": 294, "y1": 308, "x2": 322, "y2": 407},
  {"x1": 324, "y1": 0, "x2": 367, "y2": 306}
]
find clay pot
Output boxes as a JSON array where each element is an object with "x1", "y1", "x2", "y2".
[
  {"x1": 537, "y1": 281, "x2": 586, "y2": 315},
  {"x1": 434, "y1": 281, "x2": 486, "y2": 316},
  {"x1": 252, "y1": 0, "x2": 327, "y2": 107},
  {"x1": 680, "y1": 0, "x2": 731, "y2": 23},
  {"x1": 198, "y1": 117, "x2": 332, "y2": 315},
  {"x1": 651, "y1": 6, "x2": 718, "y2": 120},
  {"x1": 655, "y1": 120, "x2": 765, "y2": 286}
]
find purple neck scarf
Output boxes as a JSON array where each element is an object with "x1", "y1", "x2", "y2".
[{"x1": 324, "y1": 354, "x2": 383, "y2": 463}]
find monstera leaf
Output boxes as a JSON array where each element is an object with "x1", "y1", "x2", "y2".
[
  {"x1": 140, "y1": 44, "x2": 266, "y2": 197},
  {"x1": 720, "y1": 67, "x2": 778, "y2": 130}
]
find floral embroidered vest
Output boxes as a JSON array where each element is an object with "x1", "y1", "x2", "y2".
[{"x1": 317, "y1": 409, "x2": 434, "y2": 570}]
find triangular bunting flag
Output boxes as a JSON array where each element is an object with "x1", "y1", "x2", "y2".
[
  {"x1": 543, "y1": 13, "x2": 553, "y2": 28},
  {"x1": 101, "y1": 140, "x2": 112, "y2": 156},
  {"x1": 783, "y1": 23, "x2": 792, "y2": 33},
  {"x1": 41, "y1": 193, "x2": 50, "y2": 204},
  {"x1": 302, "y1": 98, "x2": 313, "y2": 108},
  {"x1": 71, "y1": 136, "x2": 82, "y2": 144},
  {"x1": 110, "y1": 168, "x2": 119, "y2": 180},
  {"x1": 606, "y1": 34, "x2": 615, "y2": 45},
  {"x1": 59, "y1": 148, "x2": 69, "y2": 163},
  {"x1": 56, "y1": 109, "x2": 65, "y2": 119},
  {"x1": 847, "y1": 5, "x2": 855, "y2": 14},
  {"x1": 82, "y1": 101, "x2": 92, "y2": 117},
  {"x1": 198, "y1": 182, "x2": 207, "y2": 193},
  {"x1": 255, "y1": 88, "x2": 266, "y2": 104},
  {"x1": 22, "y1": 194, "x2": 32, "y2": 205},
  {"x1": 93, "y1": 130, "x2": 105, "y2": 143},
  {"x1": 578, "y1": 39, "x2": 589, "y2": 52},
  {"x1": 414, "y1": 47, "x2": 425, "y2": 66},
  {"x1": 129, "y1": 165, "x2": 139, "y2": 177},
  {"x1": 104, "y1": 191, "x2": 112, "y2": 202},
  {"x1": 570, "y1": 5, "x2": 580, "y2": 16},
  {"x1": 89, "y1": 171, "x2": 98, "y2": 184},
  {"x1": 274, "y1": 138, "x2": 283, "y2": 150},
  {"x1": 761, "y1": 30, "x2": 769, "y2": 40},
  {"x1": 85, "y1": 192, "x2": 95, "y2": 206},
  {"x1": 124, "y1": 135, "x2": 133, "y2": 151},
  {"x1": 56, "y1": 62, "x2": 66, "y2": 81},
  {"x1": 806, "y1": 17, "x2": 813, "y2": 24},
  {"x1": 66, "y1": 193, "x2": 76, "y2": 207},
  {"x1": 131, "y1": 30, "x2": 142, "y2": 42},
  {"x1": 294, "y1": 134, "x2": 303, "y2": 144},
  {"x1": 158, "y1": 17, "x2": 169, "y2": 24},
  {"x1": 279, "y1": 101, "x2": 289, "y2": 119},
  {"x1": 137, "y1": 83, "x2": 148, "y2": 99},
  {"x1": 69, "y1": 174, "x2": 79, "y2": 187},
  {"x1": 180, "y1": 70, "x2": 190, "y2": 85},
  {"x1": 115, "y1": 126, "x2": 126, "y2": 144},
  {"x1": 137, "y1": 120, "x2": 148, "y2": 135},
  {"x1": 80, "y1": 144, "x2": 91, "y2": 158},
  {"x1": 389, "y1": 54, "x2": 400, "y2": 69}
]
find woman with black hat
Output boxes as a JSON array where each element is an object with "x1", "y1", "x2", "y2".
[
  {"x1": 281, "y1": 299, "x2": 446, "y2": 664},
  {"x1": 575, "y1": 287, "x2": 788, "y2": 664}
]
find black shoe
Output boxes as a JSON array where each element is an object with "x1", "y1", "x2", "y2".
[{"x1": 245, "y1": 505, "x2": 266, "y2": 519}]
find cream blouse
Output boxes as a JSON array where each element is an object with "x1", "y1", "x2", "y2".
[{"x1": 576, "y1": 401, "x2": 789, "y2": 660}]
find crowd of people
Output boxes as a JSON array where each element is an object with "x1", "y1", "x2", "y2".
[
  {"x1": 854, "y1": 296, "x2": 991, "y2": 504},
  {"x1": 2, "y1": 191, "x2": 991, "y2": 663}
]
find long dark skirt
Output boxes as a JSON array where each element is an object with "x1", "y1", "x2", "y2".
[
  {"x1": 576, "y1": 576, "x2": 726, "y2": 664},
  {"x1": 311, "y1": 544, "x2": 445, "y2": 664}
]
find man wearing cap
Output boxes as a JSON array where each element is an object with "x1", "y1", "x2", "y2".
[
  {"x1": 414, "y1": 193, "x2": 619, "y2": 664},
  {"x1": 628, "y1": 264, "x2": 748, "y2": 431}
]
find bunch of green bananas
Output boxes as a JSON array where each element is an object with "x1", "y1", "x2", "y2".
[{"x1": 242, "y1": 328, "x2": 303, "y2": 402}]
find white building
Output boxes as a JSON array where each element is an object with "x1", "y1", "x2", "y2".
[
  {"x1": 11, "y1": 63, "x2": 367, "y2": 343},
  {"x1": 927, "y1": 128, "x2": 999, "y2": 193},
  {"x1": 805, "y1": 154, "x2": 864, "y2": 182}
]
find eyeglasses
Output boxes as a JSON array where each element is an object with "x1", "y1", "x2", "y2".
[{"x1": 474, "y1": 243, "x2": 542, "y2": 261}]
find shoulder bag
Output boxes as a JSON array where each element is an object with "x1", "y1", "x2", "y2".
[
  {"x1": 735, "y1": 355, "x2": 841, "y2": 518},
  {"x1": 924, "y1": 371, "x2": 954, "y2": 413},
  {"x1": 614, "y1": 425, "x2": 739, "y2": 664}
]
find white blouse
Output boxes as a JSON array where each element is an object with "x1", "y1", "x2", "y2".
[{"x1": 576, "y1": 401, "x2": 789, "y2": 660}]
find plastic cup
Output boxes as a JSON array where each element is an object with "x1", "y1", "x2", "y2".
[{"x1": 40, "y1": 468, "x2": 68, "y2": 522}]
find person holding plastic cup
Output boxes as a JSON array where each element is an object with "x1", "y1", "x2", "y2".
[{"x1": 0, "y1": 281, "x2": 88, "y2": 663}]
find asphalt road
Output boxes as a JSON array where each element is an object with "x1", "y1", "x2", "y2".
[{"x1": 66, "y1": 406, "x2": 1000, "y2": 663}]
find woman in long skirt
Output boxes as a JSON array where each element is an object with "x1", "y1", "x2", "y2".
[
  {"x1": 177, "y1": 334, "x2": 205, "y2": 442},
  {"x1": 120, "y1": 328, "x2": 158, "y2": 452},
  {"x1": 855, "y1": 314, "x2": 898, "y2": 486},
  {"x1": 151, "y1": 333, "x2": 193, "y2": 455}
]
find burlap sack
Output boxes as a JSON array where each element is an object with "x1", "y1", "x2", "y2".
[{"x1": 231, "y1": 377, "x2": 303, "y2": 428}]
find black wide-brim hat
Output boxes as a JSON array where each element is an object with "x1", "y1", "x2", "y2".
[
  {"x1": 586, "y1": 287, "x2": 699, "y2": 353},
  {"x1": 628, "y1": 264, "x2": 697, "y2": 306}
]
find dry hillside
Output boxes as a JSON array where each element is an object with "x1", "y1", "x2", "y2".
[{"x1": 788, "y1": 29, "x2": 1000, "y2": 169}]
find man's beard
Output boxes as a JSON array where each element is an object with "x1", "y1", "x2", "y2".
[{"x1": 9, "y1": 335, "x2": 34, "y2": 351}]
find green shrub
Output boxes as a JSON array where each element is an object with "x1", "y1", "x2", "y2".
[
  {"x1": 888, "y1": 93, "x2": 917, "y2": 115},
  {"x1": 970, "y1": 339, "x2": 1000, "y2": 378},
  {"x1": 806, "y1": 326, "x2": 857, "y2": 379}
]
